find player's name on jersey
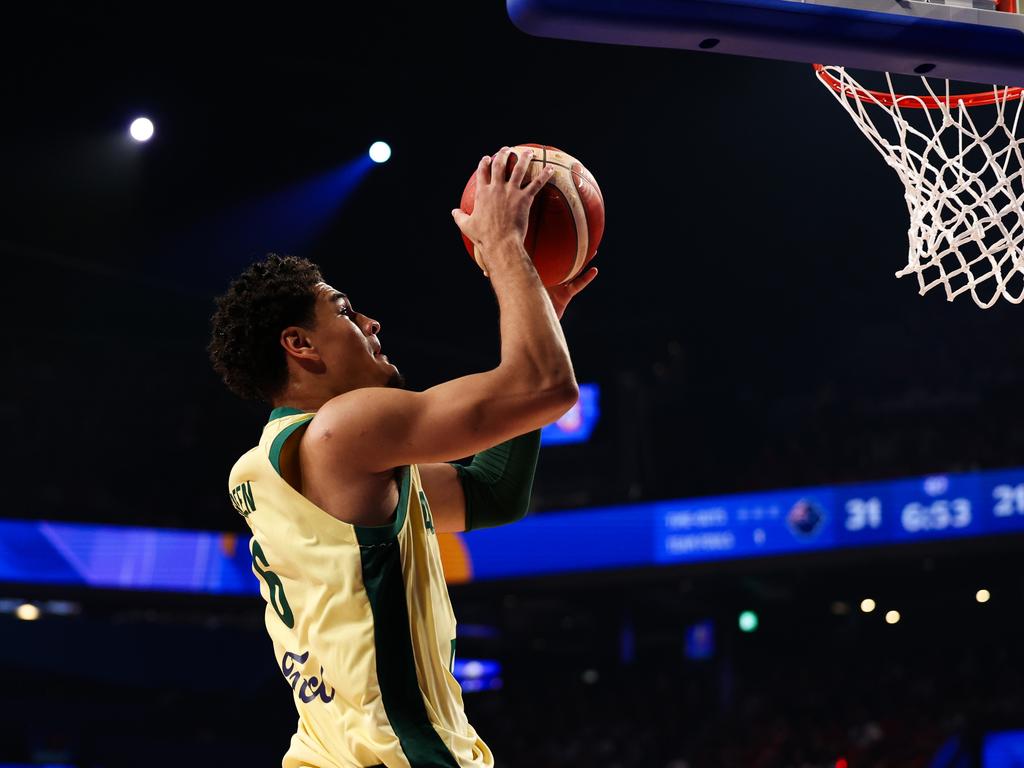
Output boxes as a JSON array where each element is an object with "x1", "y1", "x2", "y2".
[{"x1": 230, "y1": 480, "x2": 256, "y2": 517}]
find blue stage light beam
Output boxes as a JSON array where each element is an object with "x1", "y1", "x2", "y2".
[
  {"x1": 165, "y1": 154, "x2": 377, "y2": 291},
  {"x1": 227, "y1": 155, "x2": 376, "y2": 255}
]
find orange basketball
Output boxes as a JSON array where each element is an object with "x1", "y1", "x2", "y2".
[{"x1": 459, "y1": 144, "x2": 605, "y2": 286}]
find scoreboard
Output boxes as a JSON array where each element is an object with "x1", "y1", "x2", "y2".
[
  {"x1": 2, "y1": 466, "x2": 1024, "y2": 592},
  {"x1": 651, "y1": 467, "x2": 1024, "y2": 565},
  {"x1": 463, "y1": 466, "x2": 1024, "y2": 580}
]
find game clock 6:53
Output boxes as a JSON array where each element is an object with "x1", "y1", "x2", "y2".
[{"x1": 900, "y1": 498, "x2": 972, "y2": 534}]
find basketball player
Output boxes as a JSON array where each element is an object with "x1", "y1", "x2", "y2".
[{"x1": 208, "y1": 147, "x2": 598, "y2": 768}]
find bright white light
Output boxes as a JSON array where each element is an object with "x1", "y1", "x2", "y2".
[
  {"x1": 976, "y1": 589, "x2": 991, "y2": 603},
  {"x1": 462, "y1": 661, "x2": 485, "y2": 679},
  {"x1": 130, "y1": 117, "x2": 155, "y2": 142},
  {"x1": 860, "y1": 598, "x2": 876, "y2": 613},
  {"x1": 15, "y1": 603, "x2": 40, "y2": 621},
  {"x1": 369, "y1": 141, "x2": 391, "y2": 164},
  {"x1": 885, "y1": 610, "x2": 900, "y2": 624}
]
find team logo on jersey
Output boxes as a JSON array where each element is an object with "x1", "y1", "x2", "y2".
[
  {"x1": 230, "y1": 480, "x2": 256, "y2": 517},
  {"x1": 281, "y1": 650, "x2": 336, "y2": 704}
]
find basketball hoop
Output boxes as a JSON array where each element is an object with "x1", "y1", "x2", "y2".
[{"x1": 814, "y1": 64, "x2": 1024, "y2": 308}]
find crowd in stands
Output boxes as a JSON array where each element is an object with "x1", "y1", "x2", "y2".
[{"x1": 4, "y1": 597, "x2": 1019, "y2": 767}]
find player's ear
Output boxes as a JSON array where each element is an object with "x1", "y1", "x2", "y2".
[{"x1": 280, "y1": 326, "x2": 319, "y2": 360}]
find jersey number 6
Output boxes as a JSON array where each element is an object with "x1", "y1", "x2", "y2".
[{"x1": 251, "y1": 538, "x2": 295, "y2": 628}]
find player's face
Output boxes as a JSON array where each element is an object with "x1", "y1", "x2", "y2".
[{"x1": 313, "y1": 282, "x2": 401, "y2": 389}]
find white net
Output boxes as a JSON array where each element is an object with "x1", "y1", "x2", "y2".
[{"x1": 816, "y1": 65, "x2": 1024, "y2": 308}]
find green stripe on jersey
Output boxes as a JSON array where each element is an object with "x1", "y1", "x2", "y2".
[
  {"x1": 357, "y1": 513, "x2": 459, "y2": 767},
  {"x1": 354, "y1": 467, "x2": 410, "y2": 544},
  {"x1": 268, "y1": 406, "x2": 307, "y2": 422},
  {"x1": 268, "y1": 415, "x2": 314, "y2": 477}
]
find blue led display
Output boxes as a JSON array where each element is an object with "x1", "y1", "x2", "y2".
[
  {"x1": 0, "y1": 522, "x2": 255, "y2": 594},
  {"x1": 2, "y1": 466, "x2": 1024, "y2": 592},
  {"x1": 984, "y1": 730, "x2": 1024, "y2": 767},
  {"x1": 541, "y1": 383, "x2": 599, "y2": 445},
  {"x1": 452, "y1": 659, "x2": 502, "y2": 692},
  {"x1": 684, "y1": 620, "x2": 715, "y2": 661}
]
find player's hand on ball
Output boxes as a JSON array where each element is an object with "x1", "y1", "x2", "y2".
[
  {"x1": 451, "y1": 147, "x2": 554, "y2": 263},
  {"x1": 546, "y1": 266, "x2": 598, "y2": 320}
]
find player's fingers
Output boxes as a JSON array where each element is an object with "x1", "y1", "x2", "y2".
[
  {"x1": 508, "y1": 148, "x2": 533, "y2": 188},
  {"x1": 476, "y1": 154, "x2": 492, "y2": 187},
  {"x1": 524, "y1": 164, "x2": 555, "y2": 198},
  {"x1": 569, "y1": 266, "x2": 598, "y2": 294},
  {"x1": 490, "y1": 146, "x2": 512, "y2": 183},
  {"x1": 451, "y1": 208, "x2": 470, "y2": 230}
]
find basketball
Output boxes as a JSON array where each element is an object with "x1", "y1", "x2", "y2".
[{"x1": 459, "y1": 144, "x2": 605, "y2": 286}]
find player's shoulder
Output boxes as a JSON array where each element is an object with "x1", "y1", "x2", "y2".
[
  {"x1": 299, "y1": 390, "x2": 414, "y2": 492},
  {"x1": 311, "y1": 387, "x2": 416, "y2": 432},
  {"x1": 303, "y1": 386, "x2": 416, "y2": 463}
]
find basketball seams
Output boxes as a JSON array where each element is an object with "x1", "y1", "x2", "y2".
[
  {"x1": 552, "y1": 189, "x2": 581, "y2": 283},
  {"x1": 532, "y1": 146, "x2": 604, "y2": 205},
  {"x1": 521, "y1": 146, "x2": 601, "y2": 282},
  {"x1": 460, "y1": 145, "x2": 601, "y2": 286},
  {"x1": 525, "y1": 157, "x2": 573, "y2": 173},
  {"x1": 518, "y1": 149, "x2": 585, "y2": 284},
  {"x1": 536, "y1": 161, "x2": 588, "y2": 283}
]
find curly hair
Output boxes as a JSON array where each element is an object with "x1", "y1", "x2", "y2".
[{"x1": 208, "y1": 253, "x2": 325, "y2": 402}]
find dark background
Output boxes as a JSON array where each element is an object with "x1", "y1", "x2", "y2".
[{"x1": 0, "y1": 2, "x2": 1021, "y2": 766}]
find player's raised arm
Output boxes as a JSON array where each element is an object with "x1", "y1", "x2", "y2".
[
  {"x1": 308, "y1": 147, "x2": 578, "y2": 473},
  {"x1": 418, "y1": 261, "x2": 600, "y2": 534}
]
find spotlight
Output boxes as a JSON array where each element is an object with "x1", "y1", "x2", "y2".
[
  {"x1": 885, "y1": 610, "x2": 900, "y2": 624},
  {"x1": 976, "y1": 589, "x2": 991, "y2": 603},
  {"x1": 130, "y1": 117, "x2": 155, "y2": 142},
  {"x1": 15, "y1": 603, "x2": 40, "y2": 621},
  {"x1": 860, "y1": 598, "x2": 876, "y2": 613},
  {"x1": 738, "y1": 610, "x2": 759, "y2": 632},
  {"x1": 369, "y1": 141, "x2": 392, "y2": 164}
]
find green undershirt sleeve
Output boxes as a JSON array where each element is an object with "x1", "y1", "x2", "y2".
[{"x1": 452, "y1": 429, "x2": 542, "y2": 531}]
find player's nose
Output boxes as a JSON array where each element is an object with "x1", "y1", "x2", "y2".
[{"x1": 362, "y1": 315, "x2": 381, "y2": 336}]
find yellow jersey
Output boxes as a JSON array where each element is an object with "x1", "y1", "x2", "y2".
[{"x1": 228, "y1": 407, "x2": 493, "y2": 768}]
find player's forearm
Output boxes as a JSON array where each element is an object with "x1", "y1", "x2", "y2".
[{"x1": 485, "y1": 237, "x2": 576, "y2": 392}]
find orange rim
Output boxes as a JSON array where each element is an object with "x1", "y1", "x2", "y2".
[{"x1": 813, "y1": 64, "x2": 1024, "y2": 109}]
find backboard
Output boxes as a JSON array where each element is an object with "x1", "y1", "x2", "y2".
[{"x1": 508, "y1": 0, "x2": 1024, "y2": 86}]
